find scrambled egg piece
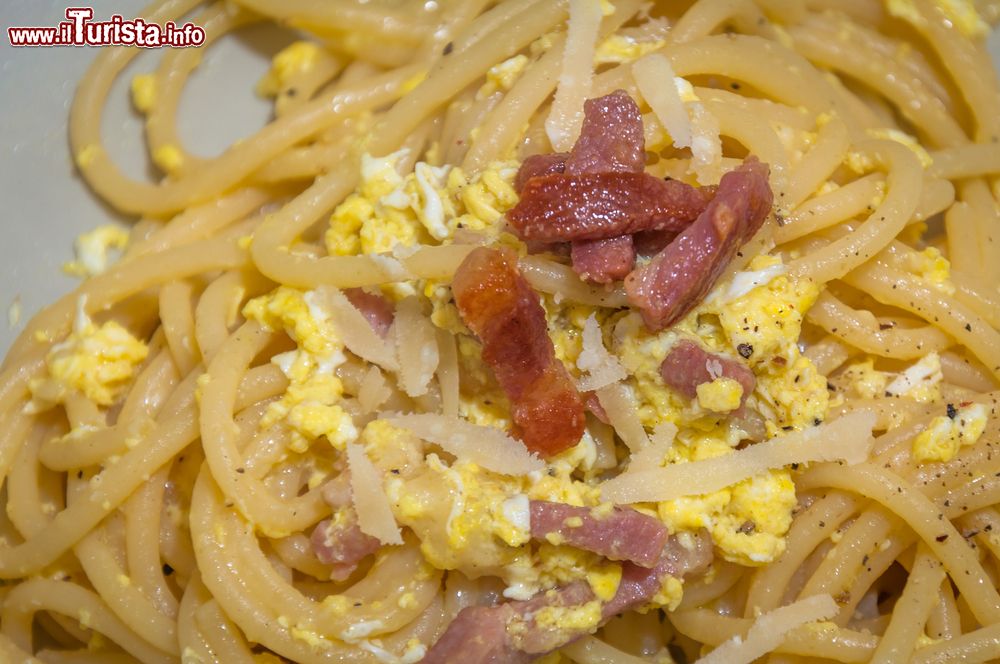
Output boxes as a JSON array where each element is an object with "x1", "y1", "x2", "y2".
[
  {"x1": 478, "y1": 55, "x2": 529, "y2": 98},
  {"x1": 885, "y1": 352, "x2": 943, "y2": 403},
  {"x1": 29, "y1": 304, "x2": 148, "y2": 409},
  {"x1": 713, "y1": 256, "x2": 819, "y2": 367},
  {"x1": 389, "y1": 456, "x2": 530, "y2": 573},
  {"x1": 153, "y1": 145, "x2": 184, "y2": 173},
  {"x1": 424, "y1": 280, "x2": 466, "y2": 335},
  {"x1": 532, "y1": 601, "x2": 603, "y2": 632},
  {"x1": 63, "y1": 224, "x2": 130, "y2": 278},
  {"x1": 912, "y1": 403, "x2": 988, "y2": 463},
  {"x1": 544, "y1": 295, "x2": 607, "y2": 370},
  {"x1": 839, "y1": 359, "x2": 888, "y2": 400},
  {"x1": 902, "y1": 247, "x2": 955, "y2": 294},
  {"x1": 616, "y1": 254, "x2": 826, "y2": 432},
  {"x1": 509, "y1": 543, "x2": 622, "y2": 603},
  {"x1": 257, "y1": 41, "x2": 324, "y2": 97},
  {"x1": 658, "y1": 461, "x2": 797, "y2": 566},
  {"x1": 459, "y1": 390, "x2": 512, "y2": 431},
  {"x1": 244, "y1": 287, "x2": 357, "y2": 452},
  {"x1": 609, "y1": 256, "x2": 822, "y2": 562},
  {"x1": 130, "y1": 74, "x2": 156, "y2": 113},
  {"x1": 325, "y1": 152, "x2": 519, "y2": 259},
  {"x1": 595, "y1": 34, "x2": 666, "y2": 64},
  {"x1": 361, "y1": 420, "x2": 423, "y2": 478},
  {"x1": 696, "y1": 377, "x2": 744, "y2": 413}
]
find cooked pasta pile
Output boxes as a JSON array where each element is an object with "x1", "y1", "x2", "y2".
[{"x1": 3, "y1": 0, "x2": 1000, "y2": 662}]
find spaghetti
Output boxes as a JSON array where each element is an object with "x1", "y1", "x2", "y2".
[{"x1": 2, "y1": 0, "x2": 1000, "y2": 662}]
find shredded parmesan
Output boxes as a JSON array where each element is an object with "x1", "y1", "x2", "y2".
[
  {"x1": 633, "y1": 54, "x2": 692, "y2": 148},
  {"x1": 545, "y1": 0, "x2": 602, "y2": 151},
  {"x1": 318, "y1": 287, "x2": 398, "y2": 372},
  {"x1": 696, "y1": 594, "x2": 838, "y2": 664},
  {"x1": 595, "y1": 382, "x2": 650, "y2": 451},
  {"x1": 346, "y1": 443, "x2": 403, "y2": 545},
  {"x1": 689, "y1": 100, "x2": 722, "y2": 185},
  {"x1": 358, "y1": 366, "x2": 391, "y2": 413},
  {"x1": 576, "y1": 314, "x2": 626, "y2": 392},
  {"x1": 386, "y1": 413, "x2": 544, "y2": 475},
  {"x1": 632, "y1": 52, "x2": 721, "y2": 184},
  {"x1": 435, "y1": 328, "x2": 460, "y2": 417},
  {"x1": 602, "y1": 411, "x2": 876, "y2": 503},
  {"x1": 629, "y1": 421, "x2": 677, "y2": 469},
  {"x1": 393, "y1": 296, "x2": 439, "y2": 397}
]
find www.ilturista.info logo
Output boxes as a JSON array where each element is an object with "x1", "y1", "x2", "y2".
[{"x1": 7, "y1": 7, "x2": 205, "y2": 48}]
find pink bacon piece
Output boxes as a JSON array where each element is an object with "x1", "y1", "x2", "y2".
[
  {"x1": 344, "y1": 287, "x2": 394, "y2": 337},
  {"x1": 564, "y1": 89, "x2": 646, "y2": 176},
  {"x1": 570, "y1": 236, "x2": 636, "y2": 284},
  {"x1": 309, "y1": 516, "x2": 380, "y2": 568},
  {"x1": 514, "y1": 91, "x2": 651, "y2": 283},
  {"x1": 452, "y1": 247, "x2": 585, "y2": 457},
  {"x1": 511, "y1": 89, "x2": 645, "y2": 195},
  {"x1": 423, "y1": 532, "x2": 713, "y2": 663},
  {"x1": 625, "y1": 157, "x2": 773, "y2": 331},
  {"x1": 660, "y1": 339, "x2": 755, "y2": 411},
  {"x1": 529, "y1": 500, "x2": 668, "y2": 568},
  {"x1": 310, "y1": 473, "x2": 379, "y2": 577},
  {"x1": 515, "y1": 152, "x2": 568, "y2": 193},
  {"x1": 507, "y1": 172, "x2": 715, "y2": 243}
]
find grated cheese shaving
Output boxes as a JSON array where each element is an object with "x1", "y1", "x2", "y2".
[
  {"x1": 386, "y1": 413, "x2": 544, "y2": 475},
  {"x1": 317, "y1": 287, "x2": 398, "y2": 372},
  {"x1": 633, "y1": 54, "x2": 692, "y2": 149},
  {"x1": 346, "y1": 443, "x2": 403, "y2": 545},
  {"x1": 629, "y1": 421, "x2": 677, "y2": 469},
  {"x1": 358, "y1": 366, "x2": 391, "y2": 413},
  {"x1": 545, "y1": 0, "x2": 603, "y2": 151},
  {"x1": 595, "y1": 382, "x2": 650, "y2": 451},
  {"x1": 689, "y1": 101, "x2": 723, "y2": 185},
  {"x1": 393, "y1": 296, "x2": 439, "y2": 397},
  {"x1": 435, "y1": 328, "x2": 460, "y2": 417},
  {"x1": 576, "y1": 314, "x2": 626, "y2": 392},
  {"x1": 696, "y1": 594, "x2": 838, "y2": 664},
  {"x1": 602, "y1": 411, "x2": 876, "y2": 503}
]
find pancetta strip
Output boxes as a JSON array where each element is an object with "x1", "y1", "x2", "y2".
[
  {"x1": 564, "y1": 89, "x2": 646, "y2": 176},
  {"x1": 625, "y1": 158, "x2": 772, "y2": 331},
  {"x1": 423, "y1": 531, "x2": 713, "y2": 663},
  {"x1": 344, "y1": 287, "x2": 394, "y2": 338},
  {"x1": 529, "y1": 500, "x2": 667, "y2": 567},
  {"x1": 660, "y1": 339, "x2": 755, "y2": 410},
  {"x1": 309, "y1": 516, "x2": 380, "y2": 567},
  {"x1": 570, "y1": 236, "x2": 636, "y2": 284},
  {"x1": 507, "y1": 172, "x2": 714, "y2": 242},
  {"x1": 452, "y1": 247, "x2": 585, "y2": 457},
  {"x1": 515, "y1": 153, "x2": 568, "y2": 194}
]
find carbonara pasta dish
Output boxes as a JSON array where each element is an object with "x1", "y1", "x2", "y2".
[{"x1": 3, "y1": 0, "x2": 1000, "y2": 662}]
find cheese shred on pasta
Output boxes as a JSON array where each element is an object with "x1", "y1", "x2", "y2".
[{"x1": 2, "y1": 0, "x2": 1000, "y2": 662}]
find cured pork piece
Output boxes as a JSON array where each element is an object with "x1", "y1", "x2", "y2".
[
  {"x1": 570, "y1": 236, "x2": 636, "y2": 284},
  {"x1": 513, "y1": 90, "x2": 694, "y2": 284},
  {"x1": 343, "y1": 287, "x2": 394, "y2": 337},
  {"x1": 625, "y1": 157, "x2": 772, "y2": 331},
  {"x1": 452, "y1": 246, "x2": 585, "y2": 457},
  {"x1": 423, "y1": 531, "x2": 713, "y2": 663},
  {"x1": 508, "y1": 172, "x2": 715, "y2": 242},
  {"x1": 529, "y1": 500, "x2": 668, "y2": 567},
  {"x1": 660, "y1": 339, "x2": 755, "y2": 411}
]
